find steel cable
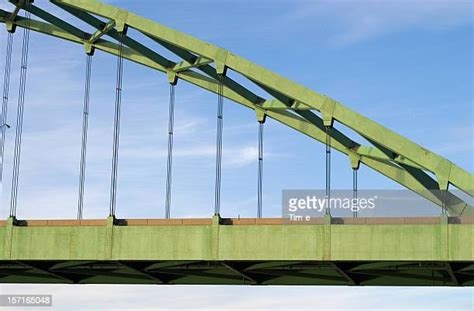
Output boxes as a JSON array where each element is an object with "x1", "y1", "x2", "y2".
[
  {"x1": 214, "y1": 74, "x2": 224, "y2": 215},
  {"x1": 257, "y1": 121, "x2": 264, "y2": 218},
  {"x1": 109, "y1": 32, "x2": 124, "y2": 217},
  {"x1": 77, "y1": 54, "x2": 93, "y2": 220},
  {"x1": 10, "y1": 2, "x2": 31, "y2": 217},
  {"x1": 353, "y1": 168, "x2": 358, "y2": 218},
  {"x1": 325, "y1": 126, "x2": 331, "y2": 215},
  {"x1": 0, "y1": 32, "x2": 14, "y2": 212},
  {"x1": 164, "y1": 84, "x2": 175, "y2": 219}
]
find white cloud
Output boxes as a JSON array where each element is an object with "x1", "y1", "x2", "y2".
[
  {"x1": 224, "y1": 145, "x2": 258, "y2": 168},
  {"x1": 288, "y1": 0, "x2": 473, "y2": 46},
  {"x1": 432, "y1": 123, "x2": 474, "y2": 158},
  {"x1": 120, "y1": 143, "x2": 286, "y2": 169}
]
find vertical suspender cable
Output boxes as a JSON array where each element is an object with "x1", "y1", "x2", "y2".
[
  {"x1": 77, "y1": 54, "x2": 92, "y2": 220},
  {"x1": 352, "y1": 168, "x2": 358, "y2": 218},
  {"x1": 109, "y1": 31, "x2": 125, "y2": 217},
  {"x1": 257, "y1": 121, "x2": 264, "y2": 218},
  {"x1": 0, "y1": 32, "x2": 14, "y2": 212},
  {"x1": 325, "y1": 126, "x2": 331, "y2": 215},
  {"x1": 214, "y1": 74, "x2": 224, "y2": 215},
  {"x1": 164, "y1": 84, "x2": 175, "y2": 219},
  {"x1": 10, "y1": 2, "x2": 31, "y2": 217}
]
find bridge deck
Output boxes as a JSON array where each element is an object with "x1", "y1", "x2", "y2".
[{"x1": 1, "y1": 216, "x2": 473, "y2": 286}]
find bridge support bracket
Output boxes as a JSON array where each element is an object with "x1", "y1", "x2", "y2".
[
  {"x1": 114, "y1": 20, "x2": 127, "y2": 34},
  {"x1": 214, "y1": 53, "x2": 227, "y2": 76},
  {"x1": 167, "y1": 70, "x2": 177, "y2": 85},
  {"x1": 435, "y1": 162, "x2": 452, "y2": 191},
  {"x1": 83, "y1": 42, "x2": 95, "y2": 56},
  {"x1": 214, "y1": 48, "x2": 229, "y2": 75},
  {"x1": 321, "y1": 97, "x2": 336, "y2": 127},
  {"x1": 348, "y1": 151, "x2": 361, "y2": 170},
  {"x1": 255, "y1": 107, "x2": 266, "y2": 123},
  {"x1": 5, "y1": 21, "x2": 16, "y2": 33}
]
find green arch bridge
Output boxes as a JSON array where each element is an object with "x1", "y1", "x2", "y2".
[{"x1": 0, "y1": 0, "x2": 472, "y2": 286}]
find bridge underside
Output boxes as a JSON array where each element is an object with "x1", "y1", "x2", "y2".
[
  {"x1": 1, "y1": 260, "x2": 473, "y2": 286},
  {"x1": 1, "y1": 216, "x2": 473, "y2": 286}
]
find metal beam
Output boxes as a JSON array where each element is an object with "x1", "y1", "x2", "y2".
[
  {"x1": 144, "y1": 261, "x2": 199, "y2": 271},
  {"x1": 172, "y1": 56, "x2": 212, "y2": 73},
  {"x1": 51, "y1": 2, "x2": 266, "y2": 106},
  {"x1": 445, "y1": 263, "x2": 458, "y2": 285},
  {"x1": 331, "y1": 262, "x2": 356, "y2": 285},
  {"x1": 243, "y1": 261, "x2": 303, "y2": 271},
  {"x1": 88, "y1": 19, "x2": 114, "y2": 44},
  {"x1": 50, "y1": 3, "x2": 173, "y2": 68},
  {"x1": 5, "y1": 0, "x2": 24, "y2": 22},
  {"x1": 261, "y1": 99, "x2": 312, "y2": 110},
  {"x1": 17, "y1": 261, "x2": 75, "y2": 283},
  {"x1": 118, "y1": 262, "x2": 163, "y2": 284},
  {"x1": 10, "y1": 1, "x2": 87, "y2": 39},
  {"x1": 221, "y1": 262, "x2": 257, "y2": 284}
]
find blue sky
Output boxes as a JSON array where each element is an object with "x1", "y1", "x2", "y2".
[{"x1": 0, "y1": 0, "x2": 473, "y2": 309}]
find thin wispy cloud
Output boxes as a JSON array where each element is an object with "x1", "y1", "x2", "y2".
[
  {"x1": 287, "y1": 0, "x2": 473, "y2": 46},
  {"x1": 432, "y1": 123, "x2": 474, "y2": 158}
]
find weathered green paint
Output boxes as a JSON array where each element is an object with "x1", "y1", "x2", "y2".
[
  {"x1": 0, "y1": 217, "x2": 473, "y2": 285},
  {"x1": 0, "y1": 1, "x2": 473, "y2": 286},
  {"x1": 172, "y1": 56, "x2": 213, "y2": 73},
  {"x1": 88, "y1": 19, "x2": 115, "y2": 44},
  {"x1": 2, "y1": 221, "x2": 472, "y2": 261}
]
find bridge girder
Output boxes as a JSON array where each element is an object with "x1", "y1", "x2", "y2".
[{"x1": 0, "y1": 216, "x2": 473, "y2": 286}]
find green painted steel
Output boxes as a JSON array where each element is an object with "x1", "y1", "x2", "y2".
[
  {"x1": 3, "y1": 217, "x2": 473, "y2": 261},
  {"x1": 0, "y1": 1, "x2": 473, "y2": 286},
  {"x1": 0, "y1": 1, "x2": 472, "y2": 216},
  {"x1": 0, "y1": 216, "x2": 473, "y2": 285}
]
